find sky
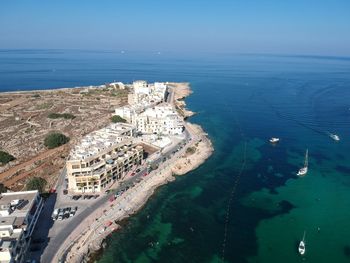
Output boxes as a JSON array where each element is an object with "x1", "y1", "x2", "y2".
[{"x1": 1, "y1": 0, "x2": 350, "y2": 56}]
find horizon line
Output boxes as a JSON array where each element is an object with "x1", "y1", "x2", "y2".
[{"x1": 0, "y1": 48, "x2": 349, "y2": 61}]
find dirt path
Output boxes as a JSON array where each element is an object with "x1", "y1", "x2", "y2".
[
  {"x1": 0, "y1": 145, "x2": 67, "y2": 187},
  {"x1": 0, "y1": 97, "x2": 29, "y2": 112}
]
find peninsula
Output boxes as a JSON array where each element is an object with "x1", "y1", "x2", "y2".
[
  {"x1": 58, "y1": 82, "x2": 213, "y2": 263},
  {"x1": 0, "y1": 81, "x2": 213, "y2": 263}
]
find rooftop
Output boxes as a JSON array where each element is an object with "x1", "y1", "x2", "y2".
[
  {"x1": 69, "y1": 123, "x2": 135, "y2": 160},
  {"x1": 0, "y1": 191, "x2": 39, "y2": 230},
  {"x1": 0, "y1": 191, "x2": 38, "y2": 217}
]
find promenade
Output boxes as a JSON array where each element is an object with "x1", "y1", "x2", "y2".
[
  {"x1": 32, "y1": 82, "x2": 213, "y2": 263},
  {"x1": 59, "y1": 122, "x2": 213, "y2": 263}
]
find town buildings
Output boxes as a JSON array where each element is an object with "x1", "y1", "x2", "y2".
[
  {"x1": 66, "y1": 81, "x2": 183, "y2": 193},
  {"x1": 126, "y1": 81, "x2": 167, "y2": 110},
  {"x1": 0, "y1": 191, "x2": 43, "y2": 263},
  {"x1": 115, "y1": 81, "x2": 184, "y2": 135},
  {"x1": 132, "y1": 103, "x2": 184, "y2": 135},
  {"x1": 66, "y1": 123, "x2": 143, "y2": 193}
]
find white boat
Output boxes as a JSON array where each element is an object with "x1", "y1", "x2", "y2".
[
  {"x1": 329, "y1": 133, "x2": 340, "y2": 141},
  {"x1": 297, "y1": 149, "x2": 308, "y2": 176},
  {"x1": 298, "y1": 231, "x2": 306, "y2": 255},
  {"x1": 269, "y1": 137, "x2": 280, "y2": 143}
]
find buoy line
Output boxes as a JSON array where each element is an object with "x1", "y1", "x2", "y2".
[{"x1": 221, "y1": 117, "x2": 247, "y2": 262}]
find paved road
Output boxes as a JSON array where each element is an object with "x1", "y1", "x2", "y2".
[
  {"x1": 40, "y1": 168, "x2": 147, "y2": 263},
  {"x1": 39, "y1": 87, "x2": 192, "y2": 262},
  {"x1": 40, "y1": 138, "x2": 187, "y2": 262}
]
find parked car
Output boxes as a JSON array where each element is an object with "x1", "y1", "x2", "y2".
[
  {"x1": 136, "y1": 168, "x2": 141, "y2": 173},
  {"x1": 70, "y1": 206, "x2": 77, "y2": 217},
  {"x1": 52, "y1": 208, "x2": 59, "y2": 220},
  {"x1": 64, "y1": 207, "x2": 71, "y2": 218},
  {"x1": 131, "y1": 172, "x2": 136, "y2": 176},
  {"x1": 58, "y1": 209, "x2": 64, "y2": 220}
]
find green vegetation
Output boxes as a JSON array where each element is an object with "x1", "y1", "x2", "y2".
[
  {"x1": 48, "y1": 112, "x2": 76, "y2": 119},
  {"x1": 0, "y1": 150, "x2": 15, "y2": 165},
  {"x1": 110, "y1": 89, "x2": 128, "y2": 97},
  {"x1": 150, "y1": 163, "x2": 159, "y2": 171},
  {"x1": 44, "y1": 132, "x2": 70, "y2": 149},
  {"x1": 37, "y1": 102, "x2": 53, "y2": 110},
  {"x1": 111, "y1": 115, "x2": 127, "y2": 123},
  {"x1": 26, "y1": 177, "x2": 47, "y2": 193},
  {"x1": 186, "y1": 147, "x2": 196, "y2": 155},
  {"x1": 32, "y1": 94, "x2": 41, "y2": 98},
  {"x1": 0, "y1": 183, "x2": 7, "y2": 194}
]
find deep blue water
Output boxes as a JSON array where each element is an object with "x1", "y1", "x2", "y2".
[{"x1": 1, "y1": 50, "x2": 350, "y2": 263}]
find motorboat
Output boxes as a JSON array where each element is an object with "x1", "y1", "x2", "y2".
[
  {"x1": 297, "y1": 149, "x2": 308, "y2": 176},
  {"x1": 298, "y1": 231, "x2": 306, "y2": 255},
  {"x1": 269, "y1": 137, "x2": 280, "y2": 143},
  {"x1": 329, "y1": 133, "x2": 340, "y2": 141}
]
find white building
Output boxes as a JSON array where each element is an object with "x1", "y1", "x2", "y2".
[
  {"x1": 133, "y1": 80, "x2": 150, "y2": 95},
  {"x1": 132, "y1": 103, "x2": 184, "y2": 135},
  {"x1": 0, "y1": 191, "x2": 43, "y2": 263},
  {"x1": 66, "y1": 123, "x2": 143, "y2": 193},
  {"x1": 109, "y1": 82, "x2": 125, "y2": 89},
  {"x1": 114, "y1": 106, "x2": 135, "y2": 122},
  {"x1": 127, "y1": 81, "x2": 167, "y2": 109}
]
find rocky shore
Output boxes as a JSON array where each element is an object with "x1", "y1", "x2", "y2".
[{"x1": 55, "y1": 83, "x2": 214, "y2": 263}]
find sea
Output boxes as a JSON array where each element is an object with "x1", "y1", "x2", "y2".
[{"x1": 1, "y1": 49, "x2": 350, "y2": 263}]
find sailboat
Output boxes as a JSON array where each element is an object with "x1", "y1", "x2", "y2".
[
  {"x1": 297, "y1": 149, "x2": 308, "y2": 176},
  {"x1": 269, "y1": 137, "x2": 280, "y2": 143},
  {"x1": 298, "y1": 231, "x2": 306, "y2": 255},
  {"x1": 329, "y1": 133, "x2": 340, "y2": 141}
]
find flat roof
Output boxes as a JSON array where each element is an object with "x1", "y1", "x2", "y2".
[
  {"x1": 69, "y1": 123, "x2": 135, "y2": 160},
  {"x1": 0, "y1": 191, "x2": 38, "y2": 219}
]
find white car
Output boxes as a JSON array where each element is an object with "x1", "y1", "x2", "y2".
[
  {"x1": 57, "y1": 209, "x2": 64, "y2": 220},
  {"x1": 52, "y1": 208, "x2": 59, "y2": 220}
]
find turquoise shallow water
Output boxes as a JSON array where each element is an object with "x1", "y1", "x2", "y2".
[{"x1": 1, "y1": 51, "x2": 350, "y2": 262}]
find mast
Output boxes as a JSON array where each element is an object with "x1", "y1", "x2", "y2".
[{"x1": 304, "y1": 149, "x2": 308, "y2": 168}]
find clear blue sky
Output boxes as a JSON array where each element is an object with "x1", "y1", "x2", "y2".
[{"x1": 1, "y1": 0, "x2": 350, "y2": 56}]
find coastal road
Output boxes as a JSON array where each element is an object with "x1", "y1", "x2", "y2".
[
  {"x1": 40, "y1": 166, "x2": 147, "y2": 263},
  {"x1": 41, "y1": 191, "x2": 114, "y2": 262},
  {"x1": 40, "y1": 139, "x2": 185, "y2": 263},
  {"x1": 40, "y1": 87, "x2": 190, "y2": 262}
]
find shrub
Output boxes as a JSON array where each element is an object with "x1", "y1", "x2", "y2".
[
  {"x1": 0, "y1": 151, "x2": 15, "y2": 165},
  {"x1": 48, "y1": 113, "x2": 75, "y2": 119},
  {"x1": 186, "y1": 147, "x2": 196, "y2": 155},
  {"x1": 0, "y1": 183, "x2": 7, "y2": 194},
  {"x1": 44, "y1": 133, "x2": 70, "y2": 149},
  {"x1": 37, "y1": 102, "x2": 52, "y2": 110},
  {"x1": 111, "y1": 115, "x2": 127, "y2": 123},
  {"x1": 26, "y1": 177, "x2": 47, "y2": 193},
  {"x1": 150, "y1": 163, "x2": 159, "y2": 171}
]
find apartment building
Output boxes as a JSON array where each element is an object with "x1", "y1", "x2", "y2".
[
  {"x1": 127, "y1": 81, "x2": 167, "y2": 108},
  {"x1": 0, "y1": 191, "x2": 43, "y2": 263},
  {"x1": 66, "y1": 123, "x2": 143, "y2": 193},
  {"x1": 132, "y1": 103, "x2": 184, "y2": 135}
]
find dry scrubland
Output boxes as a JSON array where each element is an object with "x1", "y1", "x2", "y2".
[{"x1": 0, "y1": 85, "x2": 129, "y2": 190}]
